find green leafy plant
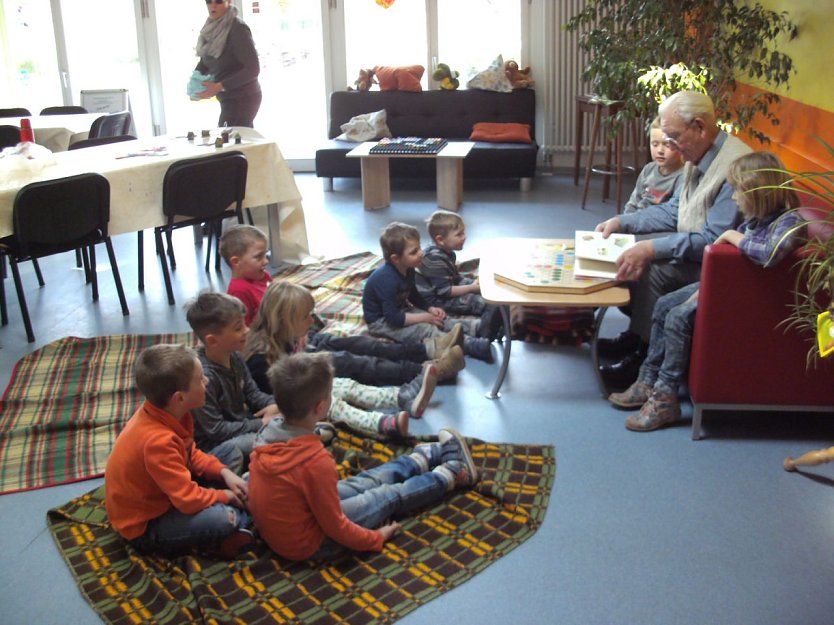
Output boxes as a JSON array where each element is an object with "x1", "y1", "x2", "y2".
[{"x1": 564, "y1": 0, "x2": 798, "y2": 143}]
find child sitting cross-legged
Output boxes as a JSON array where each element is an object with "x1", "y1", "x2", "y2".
[
  {"x1": 104, "y1": 344, "x2": 254, "y2": 558},
  {"x1": 186, "y1": 291, "x2": 281, "y2": 474},
  {"x1": 363, "y1": 221, "x2": 493, "y2": 362},
  {"x1": 248, "y1": 351, "x2": 479, "y2": 561},
  {"x1": 608, "y1": 151, "x2": 806, "y2": 431}
]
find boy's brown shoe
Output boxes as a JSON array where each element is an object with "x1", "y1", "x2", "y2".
[{"x1": 434, "y1": 345, "x2": 465, "y2": 382}]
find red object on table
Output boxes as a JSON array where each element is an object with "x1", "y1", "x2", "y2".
[{"x1": 19, "y1": 118, "x2": 34, "y2": 143}]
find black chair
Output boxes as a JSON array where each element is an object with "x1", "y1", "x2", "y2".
[
  {"x1": 0, "y1": 108, "x2": 31, "y2": 118},
  {"x1": 138, "y1": 151, "x2": 248, "y2": 305},
  {"x1": 88, "y1": 111, "x2": 132, "y2": 139},
  {"x1": 0, "y1": 173, "x2": 129, "y2": 342},
  {"x1": 0, "y1": 125, "x2": 20, "y2": 149},
  {"x1": 69, "y1": 135, "x2": 136, "y2": 150},
  {"x1": 40, "y1": 105, "x2": 89, "y2": 115}
]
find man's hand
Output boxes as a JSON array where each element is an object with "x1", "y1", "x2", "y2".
[
  {"x1": 256, "y1": 403, "x2": 281, "y2": 424},
  {"x1": 615, "y1": 240, "x2": 655, "y2": 282},
  {"x1": 595, "y1": 217, "x2": 622, "y2": 238}
]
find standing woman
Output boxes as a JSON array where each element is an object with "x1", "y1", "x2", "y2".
[{"x1": 195, "y1": 0, "x2": 262, "y2": 128}]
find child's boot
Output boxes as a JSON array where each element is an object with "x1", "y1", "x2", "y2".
[
  {"x1": 433, "y1": 345, "x2": 465, "y2": 382},
  {"x1": 425, "y1": 323, "x2": 463, "y2": 358},
  {"x1": 463, "y1": 335, "x2": 494, "y2": 363},
  {"x1": 378, "y1": 411, "x2": 410, "y2": 440},
  {"x1": 397, "y1": 363, "x2": 437, "y2": 418},
  {"x1": 608, "y1": 380, "x2": 652, "y2": 409},
  {"x1": 624, "y1": 390, "x2": 681, "y2": 431}
]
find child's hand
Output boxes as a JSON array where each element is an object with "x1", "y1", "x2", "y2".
[
  {"x1": 221, "y1": 468, "x2": 249, "y2": 503},
  {"x1": 224, "y1": 489, "x2": 247, "y2": 510},
  {"x1": 428, "y1": 306, "x2": 447, "y2": 321},
  {"x1": 256, "y1": 404, "x2": 281, "y2": 424},
  {"x1": 377, "y1": 520, "x2": 402, "y2": 542},
  {"x1": 468, "y1": 281, "x2": 481, "y2": 294},
  {"x1": 714, "y1": 230, "x2": 743, "y2": 247}
]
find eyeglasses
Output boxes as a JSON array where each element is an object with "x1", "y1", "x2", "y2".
[{"x1": 662, "y1": 120, "x2": 700, "y2": 148}]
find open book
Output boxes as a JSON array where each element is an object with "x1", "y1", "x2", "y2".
[{"x1": 574, "y1": 230, "x2": 636, "y2": 279}]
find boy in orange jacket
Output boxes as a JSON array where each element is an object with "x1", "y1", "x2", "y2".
[{"x1": 104, "y1": 343, "x2": 252, "y2": 557}]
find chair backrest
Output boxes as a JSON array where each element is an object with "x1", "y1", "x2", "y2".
[
  {"x1": 40, "y1": 105, "x2": 89, "y2": 116},
  {"x1": 162, "y1": 151, "x2": 248, "y2": 222},
  {"x1": 88, "y1": 111, "x2": 132, "y2": 139},
  {"x1": 12, "y1": 173, "x2": 111, "y2": 258},
  {"x1": 68, "y1": 135, "x2": 137, "y2": 150},
  {"x1": 0, "y1": 107, "x2": 31, "y2": 118},
  {"x1": 0, "y1": 124, "x2": 20, "y2": 149}
]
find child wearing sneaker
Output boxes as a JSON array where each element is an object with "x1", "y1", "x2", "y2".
[
  {"x1": 363, "y1": 221, "x2": 493, "y2": 362},
  {"x1": 248, "y1": 351, "x2": 479, "y2": 561},
  {"x1": 609, "y1": 151, "x2": 805, "y2": 431},
  {"x1": 621, "y1": 116, "x2": 684, "y2": 214},
  {"x1": 416, "y1": 210, "x2": 503, "y2": 341},
  {"x1": 220, "y1": 225, "x2": 272, "y2": 326},
  {"x1": 104, "y1": 344, "x2": 253, "y2": 558},
  {"x1": 186, "y1": 291, "x2": 281, "y2": 474}
]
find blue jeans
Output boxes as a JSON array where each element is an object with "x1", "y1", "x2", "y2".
[
  {"x1": 208, "y1": 433, "x2": 257, "y2": 476},
  {"x1": 638, "y1": 281, "x2": 700, "y2": 395},
  {"x1": 307, "y1": 332, "x2": 425, "y2": 386},
  {"x1": 131, "y1": 503, "x2": 253, "y2": 556},
  {"x1": 312, "y1": 455, "x2": 447, "y2": 559},
  {"x1": 367, "y1": 314, "x2": 473, "y2": 343}
]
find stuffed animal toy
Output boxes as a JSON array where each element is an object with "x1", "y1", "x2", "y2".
[
  {"x1": 504, "y1": 60, "x2": 535, "y2": 89},
  {"x1": 432, "y1": 63, "x2": 460, "y2": 90},
  {"x1": 348, "y1": 68, "x2": 377, "y2": 92}
]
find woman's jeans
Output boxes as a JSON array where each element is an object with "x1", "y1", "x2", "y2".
[{"x1": 312, "y1": 455, "x2": 447, "y2": 559}]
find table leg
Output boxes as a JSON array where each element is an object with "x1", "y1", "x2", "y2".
[
  {"x1": 437, "y1": 158, "x2": 463, "y2": 210},
  {"x1": 486, "y1": 305, "x2": 512, "y2": 399},
  {"x1": 360, "y1": 157, "x2": 390, "y2": 210},
  {"x1": 591, "y1": 306, "x2": 610, "y2": 397}
]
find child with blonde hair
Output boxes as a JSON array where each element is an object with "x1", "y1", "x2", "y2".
[
  {"x1": 622, "y1": 117, "x2": 684, "y2": 214},
  {"x1": 608, "y1": 151, "x2": 805, "y2": 431},
  {"x1": 244, "y1": 281, "x2": 443, "y2": 439}
]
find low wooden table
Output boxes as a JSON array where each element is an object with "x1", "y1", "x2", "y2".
[
  {"x1": 346, "y1": 140, "x2": 474, "y2": 211},
  {"x1": 480, "y1": 238, "x2": 631, "y2": 398}
]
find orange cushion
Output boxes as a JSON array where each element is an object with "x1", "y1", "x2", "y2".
[
  {"x1": 469, "y1": 122, "x2": 532, "y2": 143},
  {"x1": 374, "y1": 65, "x2": 424, "y2": 92}
]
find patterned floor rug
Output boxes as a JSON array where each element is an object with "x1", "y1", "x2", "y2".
[{"x1": 48, "y1": 431, "x2": 556, "y2": 625}]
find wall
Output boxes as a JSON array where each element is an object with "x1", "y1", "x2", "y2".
[{"x1": 734, "y1": 0, "x2": 834, "y2": 172}]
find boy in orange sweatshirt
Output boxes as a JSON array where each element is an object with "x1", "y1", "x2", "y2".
[
  {"x1": 248, "y1": 351, "x2": 479, "y2": 561},
  {"x1": 104, "y1": 343, "x2": 252, "y2": 557}
]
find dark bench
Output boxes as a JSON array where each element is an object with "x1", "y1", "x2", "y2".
[{"x1": 315, "y1": 89, "x2": 538, "y2": 191}]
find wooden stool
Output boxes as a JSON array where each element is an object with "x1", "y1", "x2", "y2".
[{"x1": 573, "y1": 95, "x2": 641, "y2": 212}]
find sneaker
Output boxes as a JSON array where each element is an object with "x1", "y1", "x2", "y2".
[
  {"x1": 397, "y1": 363, "x2": 437, "y2": 418},
  {"x1": 463, "y1": 335, "x2": 494, "y2": 363},
  {"x1": 430, "y1": 324, "x2": 464, "y2": 356},
  {"x1": 438, "y1": 428, "x2": 477, "y2": 481},
  {"x1": 378, "y1": 411, "x2": 409, "y2": 440},
  {"x1": 433, "y1": 345, "x2": 465, "y2": 382},
  {"x1": 624, "y1": 391, "x2": 681, "y2": 432},
  {"x1": 608, "y1": 381, "x2": 652, "y2": 409},
  {"x1": 314, "y1": 421, "x2": 337, "y2": 445},
  {"x1": 434, "y1": 460, "x2": 478, "y2": 490},
  {"x1": 218, "y1": 528, "x2": 255, "y2": 559}
]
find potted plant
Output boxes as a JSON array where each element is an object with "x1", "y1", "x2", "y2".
[{"x1": 564, "y1": 0, "x2": 798, "y2": 142}]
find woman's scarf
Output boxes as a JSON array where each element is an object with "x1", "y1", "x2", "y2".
[{"x1": 196, "y1": 4, "x2": 238, "y2": 60}]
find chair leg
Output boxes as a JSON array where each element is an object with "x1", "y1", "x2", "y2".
[
  {"x1": 691, "y1": 405, "x2": 703, "y2": 440},
  {"x1": 214, "y1": 223, "x2": 223, "y2": 271},
  {"x1": 32, "y1": 258, "x2": 44, "y2": 287},
  {"x1": 81, "y1": 246, "x2": 91, "y2": 284},
  {"x1": 204, "y1": 222, "x2": 214, "y2": 273},
  {"x1": 89, "y1": 244, "x2": 99, "y2": 302},
  {"x1": 137, "y1": 230, "x2": 144, "y2": 292},
  {"x1": 9, "y1": 259, "x2": 34, "y2": 342},
  {"x1": 155, "y1": 229, "x2": 175, "y2": 306},
  {"x1": 75, "y1": 248, "x2": 82, "y2": 268},
  {"x1": 166, "y1": 229, "x2": 176, "y2": 270},
  {"x1": 105, "y1": 237, "x2": 130, "y2": 316},
  {"x1": 245, "y1": 207, "x2": 254, "y2": 225},
  {"x1": 0, "y1": 260, "x2": 7, "y2": 326}
]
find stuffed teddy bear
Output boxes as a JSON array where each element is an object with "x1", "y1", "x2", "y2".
[
  {"x1": 432, "y1": 63, "x2": 460, "y2": 90},
  {"x1": 348, "y1": 68, "x2": 377, "y2": 92},
  {"x1": 504, "y1": 60, "x2": 534, "y2": 89}
]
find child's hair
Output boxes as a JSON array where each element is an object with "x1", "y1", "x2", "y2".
[
  {"x1": 379, "y1": 222, "x2": 420, "y2": 261},
  {"x1": 426, "y1": 210, "x2": 464, "y2": 240},
  {"x1": 185, "y1": 291, "x2": 247, "y2": 341},
  {"x1": 243, "y1": 281, "x2": 315, "y2": 362},
  {"x1": 649, "y1": 116, "x2": 661, "y2": 132},
  {"x1": 219, "y1": 224, "x2": 268, "y2": 266},
  {"x1": 267, "y1": 351, "x2": 333, "y2": 422},
  {"x1": 727, "y1": 151, "x2": 799, "y2": 219},
  {"x1": 135, "y1": 344, "x2": 198, "y2": 408}
]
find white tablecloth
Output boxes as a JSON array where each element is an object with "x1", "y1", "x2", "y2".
[
  {"x1": 0, "y1": 130, "x2": 310, "y2": 263},
  {"x1": 26, "y1": 113, "x2": 101, "y2": 152}
]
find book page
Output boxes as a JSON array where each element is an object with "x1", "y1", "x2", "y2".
[{"x1": 574, "y1": 230, "x2": 635, "y2": 263}]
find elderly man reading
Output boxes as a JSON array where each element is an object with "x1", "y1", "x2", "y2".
[{"x1": 594, "y1": 91, "x2": 751, "y2": 388}]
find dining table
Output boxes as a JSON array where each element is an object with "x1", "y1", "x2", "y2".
[
  {"x1": 23, "y1": 113, "x2": 102, "y2": 152},
  {"x1": 0, "y1": 129, "x2": 310, "y2": 264}
]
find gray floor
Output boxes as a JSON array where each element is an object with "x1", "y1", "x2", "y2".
[{"x1": 1, "y1": 172, "x2": 833, "y2": 625}]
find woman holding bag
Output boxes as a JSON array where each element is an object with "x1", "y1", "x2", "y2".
[{"x1": 194, "y1": 0, "x2": 262, "y2": 128}]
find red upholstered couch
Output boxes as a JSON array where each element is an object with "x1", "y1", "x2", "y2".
[{"x1": 688, "y1": 208, "x2": 834, "y2": 440}]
